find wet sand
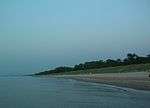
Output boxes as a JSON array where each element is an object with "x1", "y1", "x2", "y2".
[{"x1": 54, "y1": 72, "x2": 150, "y2": 91}]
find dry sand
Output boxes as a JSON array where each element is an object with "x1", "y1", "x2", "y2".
[{"x1": 54, "y1": 71, "x2": 150, "y2": 91}]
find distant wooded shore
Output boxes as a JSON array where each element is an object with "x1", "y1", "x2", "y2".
[{"x1": 34, "y1": 53, "x2": 150, "y2": 75}]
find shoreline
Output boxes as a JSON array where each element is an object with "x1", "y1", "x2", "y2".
[{"x1": 53, "y1": 71, "x2": 150, "y2": 91}]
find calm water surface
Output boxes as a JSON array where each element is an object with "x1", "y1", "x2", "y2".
[{"x1": 0, "y1": 76, "x2": 150, "y2": 108}]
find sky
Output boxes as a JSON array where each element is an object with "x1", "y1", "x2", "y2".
[{"x1": 0, "y1": 0, "x2": 150, "y2": 75}]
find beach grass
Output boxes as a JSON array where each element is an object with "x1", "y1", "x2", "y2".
[{"x1": 51, "y1": 63, "x2": 150, "y2": 75}]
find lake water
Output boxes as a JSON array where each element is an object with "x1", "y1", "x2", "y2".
[{"x1": 0, "y1": 76, "x2": 150, "y2": 108}]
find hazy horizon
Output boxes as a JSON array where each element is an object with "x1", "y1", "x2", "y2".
[{"x1": 0, "y1": 0, "x2": 150, "y2": 75}]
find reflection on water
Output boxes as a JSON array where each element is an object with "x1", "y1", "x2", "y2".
[{"x1": 0, "y1": 76, "x2": 150, "y2": 108}]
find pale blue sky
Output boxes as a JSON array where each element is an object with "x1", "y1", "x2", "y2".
[{"x1": 0, "y1": 0, "x2": 150, "y2": 75}]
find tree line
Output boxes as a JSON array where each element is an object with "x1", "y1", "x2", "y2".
[{"x1": 35, "y1": 53, "x2": 150, "y2": 75}]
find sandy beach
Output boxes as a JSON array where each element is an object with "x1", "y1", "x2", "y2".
[{"x1": 54, "y1": 71, "x2": 150, "y2": 91}]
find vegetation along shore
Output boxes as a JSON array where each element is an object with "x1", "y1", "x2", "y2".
[{"x1": 34, "y1": 53, "x2": 150, "y2": 91}]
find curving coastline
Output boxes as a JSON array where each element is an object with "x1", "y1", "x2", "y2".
[{"x1": 54, "y1": 71, "x2": 150, "y2": 91}]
